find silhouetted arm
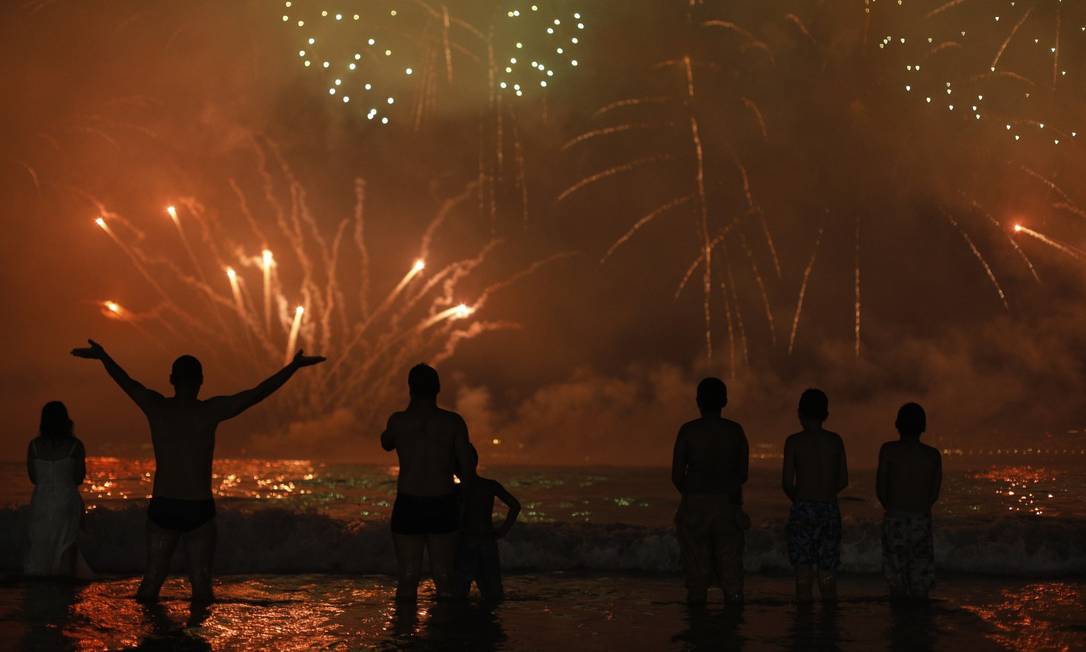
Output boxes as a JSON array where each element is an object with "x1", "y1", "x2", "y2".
[
  {"x1": 929, "y1": 449, "x2": 943, "y2": 509},
  {"x1": 71, "y1": 340, "x2": 160, "y2": 411},
  {"x1": 72, "y1": 440, "x2": 86, "y2": 485},
  {"x1": 836, "y1": 437, "x2": 849, "y2": 493},
  {"x1": 206, "y1": 350, "x2": 325, "y2": 422},
  {"x1": 493, "y1": 481, "x2": 521, "y2": 539},
  {"x1": 452, "y1": 415, "x2": 476, "y2": 484},
  {"x1": 781, "y1": 438, "x2": 797, "y2": 502},
  {"x1": 671, "y1": 428, "x2": 687, "y2": 493},
  {"x1": 737, "y1": 426, "x2": 750, "y2": 486},
  {"x1": 380, "y1": 415, "x2": 397, "y2": 451},
  {"x1": 875, "y1": 444, "x2": 889, "y2": 510},
  {"x1": 26, "y1": 441, "x2": 36, "y2": 485}
]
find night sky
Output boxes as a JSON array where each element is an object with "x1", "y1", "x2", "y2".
[{"x1": 2, "y1": 0, "x2": 1084, "y2": 465}]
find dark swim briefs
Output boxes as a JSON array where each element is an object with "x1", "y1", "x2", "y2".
[
  {"x1": 390, "y1": 493, "x2": 459, "y2": 535},
  {"x1": 148, "y1": 497, "x2": 217, "y2": 532}
]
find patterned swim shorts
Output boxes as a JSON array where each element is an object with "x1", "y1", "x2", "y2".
[
  {"x1": 882, "y1": 511, "x2": 935, "y2": 597},
  {"x1": 787, "y1": 500, "x2": 841, "y2": 571}
]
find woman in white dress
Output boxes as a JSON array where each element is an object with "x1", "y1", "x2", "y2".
[{"x1": 23, "y1": 401, "x2": 93, "y2": 578}]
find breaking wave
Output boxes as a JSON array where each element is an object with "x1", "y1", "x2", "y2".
[{"x1": 2, "y1": 506, "x2": 1082, "y2": 576}]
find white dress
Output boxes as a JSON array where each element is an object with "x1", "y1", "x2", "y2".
[{"x1": 23, "y1": 440, "x2": 88, "y2": 576}]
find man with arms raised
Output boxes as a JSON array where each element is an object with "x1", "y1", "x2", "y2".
[
  {"x1": 782, "y1": 388, "x2": 849, "y2": 602},
  {"x1": 671, "y1": 377, "x2": 750, "y2": 605},
  {"x1": 71, "y1": 339, "x2": 325, "y2": 602},
  {"x1": 381, "y1": 363, "x2": 475, "y2": 602}
]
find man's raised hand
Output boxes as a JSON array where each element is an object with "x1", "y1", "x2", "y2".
[
  {"x1": 292, "y1": 350, "x2": 326, "y2": 368},
  {"x1": 71, "y1": 339, "x2": 108, "y2": 361}
]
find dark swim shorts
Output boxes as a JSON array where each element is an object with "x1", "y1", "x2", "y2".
[
  {"x1": 786, "y1": 500, "x2": 841, "y2": 570},
  {"x1": 148, "y1": 497, "x2": 217, "y2": 532},
  {"x1": 390, "y1": 493, "x2": 459, "y2": 535}
]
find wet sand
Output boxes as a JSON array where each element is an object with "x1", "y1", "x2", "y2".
[{"x1": 1, "y1": 573, "x2": 1083, "y2": 650}]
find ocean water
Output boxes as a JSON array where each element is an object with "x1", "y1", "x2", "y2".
[
  {"x1": 2, "y1": 456, "x2": 1084, "y2": 650},
  {"x1": 2, "y1": 456, "x2": 1085, "y2": 576}
]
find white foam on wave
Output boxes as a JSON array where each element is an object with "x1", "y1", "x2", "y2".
[{"x1": 2, "y1": 507, "x2": 1082, "y2": 576}]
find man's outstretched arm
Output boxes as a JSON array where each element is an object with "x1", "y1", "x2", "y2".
[
  {"x1": 207, "y1": 350, "x2": 325, "y2": 421},
  {"x1": 71, "y1": 339, "x2": 159, "y2": 410}
]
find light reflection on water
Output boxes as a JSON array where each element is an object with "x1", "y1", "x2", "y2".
[
  {"x1": 3, "y1": 457, "x2": 1085, "y2": 526},
  {"x1": 2, "y1": 575, "x2": 1083, "y2": 651}
]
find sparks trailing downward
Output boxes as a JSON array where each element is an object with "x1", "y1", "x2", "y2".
[{"x1": 560, "y1": 3, "x2": 774, "y2": 364}]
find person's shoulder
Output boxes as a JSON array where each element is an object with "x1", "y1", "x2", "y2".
[
  {"x1": 385, "y1": 410, "x2": 409, "y2": 424},
  {"x1": 824, "y1": 429, "x2": 845, "y2": 445},
  {"x1": 784, "y1": 431, "x2": 803, "y2": 445},
  {"x1": 437, "y1": 408, "x2": 467, "y2": 426},
  {"x1": 679, "y1": 418, "x2": 701, "y2": 432},
  {"x1": 721, "y1": 417, "x2": 745, "y2": 431},
  {"x1": 921, "y1": 442, "x2": 942, "y2": 458}
]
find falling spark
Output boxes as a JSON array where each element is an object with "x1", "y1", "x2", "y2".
[
  {"x1": 854, "y1": 216, "x2": 862, "y2": 358},
  {"x1": 789, "y1": 225, "x2": 823, "y2": 356},
  {"x1": 262, "y1": 248, "x2": 274, "y2": 333},
  {"x1": 943, "y1": 210, "x2": 1009, "y2": 310},
  {"x1": 420, "y1": 303, "x2": 474, "y2": 330},
  {"x1": 285, "y1": 306, "x2": 305, "y2": 364},
  {"x1": 1014, "y1": 223, "x2": 1086, "y2": 261}
]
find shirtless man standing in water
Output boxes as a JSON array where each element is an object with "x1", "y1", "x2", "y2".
[
  {"x1": 671, "y1": 377, "x2": 750, "y2": 604},
  {"x1": 381, "y1": 363, "x2": 475, "y2": 602},
  {"x1": 71, "y1": 340, "x2": 325, "y2": 602},
  {"x1": 782, "y1": 388, "x2": 849, "y2": 602}
]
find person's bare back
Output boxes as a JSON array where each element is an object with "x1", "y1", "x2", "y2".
[
  {"x1": 381, "y1": 406, "x2": 473, "y2": 496},
  {"x1": 782, "y1": 429, "x2": 848, "y2": 503},
  {"x1": 672, "y1": 417, "x2": 749, "y2": 500},
  {"x1": 877, "y1": 440, "x2": 941, "y2": 514}
]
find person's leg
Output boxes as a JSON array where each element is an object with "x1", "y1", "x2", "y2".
[
  {"x1": 908, "y1": 514, "x2": 936, "y2": 599},
  {"x1": 816, "y1": 505, "x2": 841, "y2": 602},
  {"x1": 676, "y1": 499, "x2": 713, "y2": 604},
  {"x1": 476, "y1": 539, "x2": 504, "y2": 603},
  {"x1": 787, "y1": 503, "x2": 815, "y2": 603},
  {"x1": 137, "y1": 520, "x2": 181, "y2": 602},
  {"x1": 882, "y1": 514, "x2": 907, "y2": 599},
  {"x1": 426, "y1": 532, "x2": 459, "y2": 600},
  {"x1": 714, "y1": 524, "x2": 744, "y2": 603},
  {"x1": 393, "y1": 534, "x2": 426, "y2": 602},
  {"x1": 183, "y1": 518, "x2": 217, "y2": 603}
]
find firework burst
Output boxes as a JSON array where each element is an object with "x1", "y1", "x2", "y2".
[{"x1": 87, "y1": 142, "x2": 559, "y2": 433}]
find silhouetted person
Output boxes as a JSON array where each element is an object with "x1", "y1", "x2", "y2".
[
  {"x1": 381, "y1": 363, "x2": 475, "y2": 602},
  {"x1": 672, "y1": 377, "x2": 750, "y2": 604},
  {"x1": 877, "y1": 402, "x2": 941, "y2": 600},
  {"x1": 782, "y1": 388, "x2": 848, "y2": 602},
  {"x1": 24, "y1": 401, "x2": 93, "y2": 578},
  {"x1": 455, "y1": 443, "x2": 520, "y2": 602},
  {"x1": 71, "y1": 339, "x2": 325, "y2": 602}
]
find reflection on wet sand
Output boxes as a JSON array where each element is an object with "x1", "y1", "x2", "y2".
[
  {"x1": 671, "y1": 604, "x2": 744, "y2": 650},
  {"x1": 1, "y1": 575, "x2": 1083, "y2": 650}
]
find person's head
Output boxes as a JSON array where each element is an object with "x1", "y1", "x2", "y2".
[
  {"x1": 696, "y1": 377, "x2": 728, "y2": 414},
  {"x1": 170, "y1": 355, "x2": 204, "y2": 396},
  {"x1": 797, "y1": 388, "x2": 829, "y2": 428},
  {"x1": 39, "y1": 401, "x2": 74, "y2": 439},
  {"x1": 408, "y1": 363, "x2": 440, "y2": 400},
  {"x1": 895, "y1": 402, "x2": 926, "y2": 438}
]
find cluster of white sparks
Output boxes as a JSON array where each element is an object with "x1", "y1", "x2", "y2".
[
  {"x1": 280, "y1": 1, "x2": 587, "y2": 126},
  {"x1": 498, "y1": 4, "x2": 585, "y2": 97},
  {"x1": 283, "y1": 0, "x2": 412, "y2": 125},
  {"x1": 881, "y1": 0, "x2": 1084, "y2": 147}
]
